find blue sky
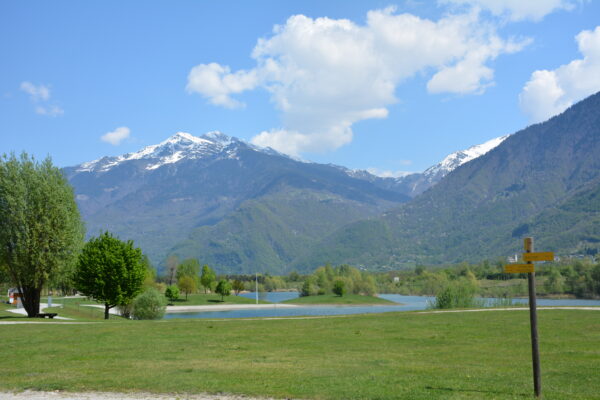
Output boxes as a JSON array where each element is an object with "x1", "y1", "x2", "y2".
[{"x1": 1, "y1": 1, "x2": 599, "y2": 175}]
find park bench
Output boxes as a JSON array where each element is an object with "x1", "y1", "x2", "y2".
[{"x1": 35, "y1": 313, "x2": 58, "y2": 319}]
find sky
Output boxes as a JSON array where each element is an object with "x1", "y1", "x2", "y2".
[{"x1": 1, "y1": 0, "x2": 600, "y2": 176}]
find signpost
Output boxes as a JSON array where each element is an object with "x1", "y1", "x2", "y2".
[{"x1": 504, "y1": 237, "x2": 553, "y2": 398}]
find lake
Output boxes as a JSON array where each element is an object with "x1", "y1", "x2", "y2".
[{"x1": 163, "y1": 292, "x2": 600, "y2": 320}]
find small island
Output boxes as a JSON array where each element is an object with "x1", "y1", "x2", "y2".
[{"x1": 282, "y1": 293, "x2": 396, "y2": 305}]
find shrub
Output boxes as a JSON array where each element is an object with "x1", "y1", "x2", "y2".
[
  {"x1": 332, "y1": 280, "x2": 346, "y2": 296},
  {"x1": 430, "y1": 279, "x2": 480, "y2": 309},
  {"x1": 165, "y1": 286, "x2": 179, "y2": 302},
  {"x1": 132, "y1": 288, "x2": 167, "y2": 320}
]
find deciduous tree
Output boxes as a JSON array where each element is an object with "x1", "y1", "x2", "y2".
[
  {"x1": 75, "y1": 232, "x2": 146, "y2": 319},
  {"x1": 215, "y1": 279, "x2": 231, "y2": 301},
  {"x1": 0, "y1": 153, "x2": 84, "y2": 317},
  {"x1": 178, "y1": 275, "x2": 197, "y2": 299},
  {"x1": 200, "y1": 264, "x2": 216, "y2": 293}
]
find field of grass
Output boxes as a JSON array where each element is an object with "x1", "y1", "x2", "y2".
[
  {"x1": 283, "y1": 293, "x2": 396, "y2": 305},
  {"x1": 1, "y1": 309, "x2": 599, "y2": 399},
  {"x1": 168, "y1": 293, "x2": 270, "y2": 306}
]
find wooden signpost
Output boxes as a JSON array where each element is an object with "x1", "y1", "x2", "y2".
[{"x1": 504, "y1": 237, "x2": 553, "y2": 399}]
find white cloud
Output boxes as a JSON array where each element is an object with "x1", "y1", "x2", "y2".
[
  {"x1": 35, "y1": 105, "x2": 64, "y2": 117},
  {"x1": 20, "y1": 81, "x2": 64, "y2": 117},
  {"x1": 101, "y1": 127, "x2": 131, "y2": 146},
  {"x1": 20, "y1": 81, "x2": 50, "y2": 101},
  {"x1": 366, "y1": 167, "x2": 414, "y2": 178},
  {"x1": 520, "y1": 26, "x2": 600, "y2": 123},
  {"x1": 186, "y1": 63, "x2": 258, "y2": 108},
  {"x1": 188, "y1": 7, "x2": 528, "y2": 155},
  {"x1": 440, "y1": 0, "x2": 577, "y2": 21}
]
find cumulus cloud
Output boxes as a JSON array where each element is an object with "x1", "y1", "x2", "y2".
[
  {"x1": 101, "y1": 126, "x2": 131, "y2": 146},
  {"x1": 35, "y1": 105, "x2": 64, "y2": 117},
  {"x1": 187, "y1": 7, "x2": 529, "y2": 156},
  {"x1": 440, "y1": 0, "x2": 577, "y2": 21},
  {"x1": 520, "y1": 26, "x2": 600, "y2": 123}
]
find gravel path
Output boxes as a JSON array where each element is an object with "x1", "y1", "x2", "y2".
[{"x1": 0, "y1": 391, "x2": 277, "y2": 400}]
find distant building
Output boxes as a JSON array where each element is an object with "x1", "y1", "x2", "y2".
[
  {"x1": 507, "y1": 254, "x2": 519, "y2": 263},
  {"x1": 393, "y1": 276, "x2": 400, "y2": 283}
]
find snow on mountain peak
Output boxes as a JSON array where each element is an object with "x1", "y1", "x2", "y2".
[
  {"x1": 76, "y1": 131, "x2": 241, "y2": 173},
  {"x1": 424, "y1": 134, "x2": 510, "y2": 178}
]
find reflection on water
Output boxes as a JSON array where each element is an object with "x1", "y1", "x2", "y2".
[{"x1": 163, "y1": 292, "x2": 600, "y2": 320}]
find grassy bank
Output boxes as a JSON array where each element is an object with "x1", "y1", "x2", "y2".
[
  {"x1": 1, "y1": 309, "x2": 599, "y2": 399},
  {"x1": 283, "y1": 293, "x2": 395, "y2": 305},
  {"x1": 167, "y1": 293, "x2": 270, "y2": 306}
]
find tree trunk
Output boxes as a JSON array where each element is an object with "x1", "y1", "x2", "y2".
[
  {"x1": 104, "y1": 303, "x2": 110, "y2": 320},
  {"x1": 21, "y1": 286, "x2": 41, "y2": 318}
]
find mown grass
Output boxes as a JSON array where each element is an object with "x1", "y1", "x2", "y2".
[
  {"x1": 1, "y1": 309, "x2": 599, "y2": 399},
  {"x1": 168, "y1": 293, "x2": 270, "y2": 306},
  {"x1": 283, "y1": 293, "x2": 396, "y2": 305}
]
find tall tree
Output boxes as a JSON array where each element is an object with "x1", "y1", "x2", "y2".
[
  {"x1": 166, "y1": 255, "x2": 179, "y2": 286},
  {"x1": 0, "y1": 153, "x2": 84, "y2": 317},
  {"x1": 75, "y1": 232, "x2": 146, "y2": 319},
  {"x1": 215, "y1": 279, "x2": 231, "y2": 301},
  {"x1": 176, "y1": 258, "x2": 200, "y2": 281},
  {"x1": 200, "y1": 264, "x2": 216, "y2": 293}
]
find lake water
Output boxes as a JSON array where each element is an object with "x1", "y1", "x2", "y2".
[{"x1": 163, "y1": 292, "x2": 600, "y2": 320}]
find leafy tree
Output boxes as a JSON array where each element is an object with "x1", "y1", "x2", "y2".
[
  {"x1": 132, "y1": 288, "x2": 167, "y2": 320},
  {"x1": 200, "y1": 264, "x2": 216, "y2": 293},
  {"x1": 215, "y1": 279, "x2": 232, "y2": 301},
  {"x1": 0, "y1": 153, "x2": 84, "y2": 317},
  {"x1": 142, "y1": 254, "x2": 158, "y2": 288},
  {"x1": 165, "y1": 255, "x2": 179, "y2": 286},
  {"x1": 75, "y1": 232, "x2": 146, "y2": 319},
  {"x1": 232, "y1": 279, "x2": 245, "y2": 295},
  {"x1": 176, "y1": 258, "x2": 200, "y2": 281},
  {"x1": 300, "y1": 280, "x2": 315, "y2": 297},
  {"x1": 165, "y1": 285, "x2": 179, "y2": 302},
  {"x1": 333, "y1": 280, "x2": 346, "y2": 296},
  {"x1": 178, "y1": 275, "x2": 197, "y2": 299}
]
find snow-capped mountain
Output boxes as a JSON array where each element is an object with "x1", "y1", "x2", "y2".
[
  {"x1": 76, "y1": 131, "x2": 256, "y2": 173},
  {"x1": 422, "y1": 135, "x2": 510, "y2": 181}
]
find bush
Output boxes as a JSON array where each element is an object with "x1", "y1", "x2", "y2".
[
  {"x1": 165, "y1": 286, "x2": 179, "y2": 302},
  {"x1": 332, "y1": 280, "x2": 346, "y2": 296},
  {"x1": 430, "y1": 279, "x2": 480, "y2": 309},
  {"x1": 132, "y1": 288, "x2": 167, "y2": 320}
]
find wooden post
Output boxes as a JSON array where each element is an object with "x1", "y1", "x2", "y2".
[{"x1": 525, "y1": 237, "x2": 542, "y2": 398}]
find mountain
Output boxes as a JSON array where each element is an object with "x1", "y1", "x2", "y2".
[
  {"x1": 342, "y1": 134, "x2": 509, "y2": 197},
  {"x1": 294, "y1": 92, "x2": 600, "y2": 269},
  {"x1": 65, "y1": 131, "x2": 410, "y2": 273}
]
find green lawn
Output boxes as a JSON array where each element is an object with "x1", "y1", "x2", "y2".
[
  {"x1": 168, "y1": 293, "x2": 270, "y2": 306},
  {"x1": 1, "y1": 309, "x2": 599, "y2": 399},
  {"x1": 283, "y1": 293, "x2": 396, "y2": 305}
]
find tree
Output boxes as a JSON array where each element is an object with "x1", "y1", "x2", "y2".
[
  {"x1": 178, "y1": 275, "x2": 197, "y2": 299},
  {"x1": 200, "y1": 264, "x2": 216, "y2": 293},
  {"x1": 75, "y1": 232, "x2": 146, "y2": 319},
  {"x1": 132, "y1": 288, "x2": 167, "y2": 320},
  {"x1": 215, "y1": 279, "x2": 232, "y2": 301},
  {"x1": 232, "y1": 279, "x2": 245, "y2": 295},
  {"x1": 176, "y1": 258, "x2": 200, "y2": 281},
  {"x1": 165, "y1": 285, "x2": 179, "y2": 302},
  {"x1": 166, "y1": 255, "x2": 179, "y2": 286},
  {"x1": 0, "y1": 153, "x2": 84, "y2": 317},
  {"x1": 333, "y1": 280, "x2": 346, "y2": 296}
]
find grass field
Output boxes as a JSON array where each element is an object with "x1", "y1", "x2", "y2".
[
  {"x1": 1, "y1": 309, "x2": 599, "y2": 399},
  {"x1": 168, "y1": 293, "x2": 270, "y2": 306},
  {"x1": 283, "y1": 293, "x2": 396, "y2": 305}
]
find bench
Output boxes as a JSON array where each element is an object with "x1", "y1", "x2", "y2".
[{"x1": 36, "y1": 313, "x2": 58, "y2": 319}]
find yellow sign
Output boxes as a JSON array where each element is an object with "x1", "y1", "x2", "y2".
[
  {"x1": 523, "y1": 252, "x2": 554, "y2": 262},
  {"x1": 504, "y1": 264, "x2": 534, "y2": 273}
]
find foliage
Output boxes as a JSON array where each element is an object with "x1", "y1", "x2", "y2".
[
  {"x1": 215, "y1": 279, "x2": 232, "y2": 301},
  {"x1": 177, "y1": 275, "x2": 196, "y2": 299},
  {"x1": 132, "y1": 288, "x2": 167, "y2": 320},
  {"x1": 232, "y1": 279, "x2": 245, "y2": 295},
  {"x1": 200, "y1": 264, "x2": 216, "y2": 293},
  {"x1": 165, "y1": 286, "x2": 179, "y2": 302},
  {"x1": 332, "y1": 280, "x2": 346, "y2": 296},
  {"x1": 176, "y1": 258, "x2": 200, "y2": 281},
  {"x1": 74, "y1": 231, "x2": 146, "y2": 319},
  {"x1": 300, "y1": 280, "x2": 316, "y2": 297},
  {"x1": 430, "y1": 279, "x2": 481, "y2": 310},
  {"x1": 0, "y1": 153, "x2": 84, "y2": 317}
]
